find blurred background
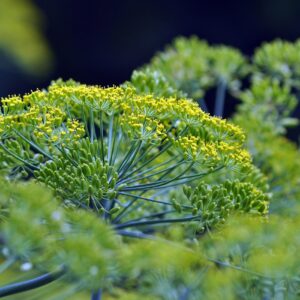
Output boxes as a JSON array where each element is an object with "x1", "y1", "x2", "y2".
[
  {"x1": 0, "y1": 0, "x2": 300, "y2": 96},
  {"x1": 1, "y1": 0, "x2": 300, "y2": 139}
]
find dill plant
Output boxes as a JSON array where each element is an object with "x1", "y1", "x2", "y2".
[{"x1": 0, "y1": 79, "x2": 268, "y2": 299}]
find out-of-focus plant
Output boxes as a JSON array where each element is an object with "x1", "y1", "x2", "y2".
[
  {"x1": 199, "y1": 213, "x2": 300, "y2": 299},
  {"x1": 123, "y1": 68, "x2": 187, "y2": 98},
  {"x1": 253, "y1": 39, "x2": 300, "y2": 88},
  {"x1": 0, "y1": 0, "x2": 52, "y2": 74},
  {"x1": 127, "y1": 36, "x2": 249, "y2": 115},
  {"x1": 233, "y1": 81, "x2": 300, "y2": 214},
  {"x1": 1, "y1": 177, "x2": 299, "y2": 300},
  {"x1": 236, "y1": 78, "x2": 298, "y2": 134}
]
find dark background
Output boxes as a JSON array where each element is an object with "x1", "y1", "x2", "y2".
[
  {"x1": 4, "y1": 0, "x2": 300, "y2": 93},
  {"x1": 1, "y1": 0, "x2": 300, "y2": 139}
]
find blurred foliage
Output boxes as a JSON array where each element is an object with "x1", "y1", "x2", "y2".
[
  {"x1": 0, "y1": 0, "x2": 52, "y2": 74},
  {"x1": 123, "y1": 68, "x2": 187, "y2": 98},
  {"x1": 128, "y1": 36, "x2": 249, "y2": 99},
  {"x1": 236, "y1": 78, "x2": 298, "y2": 134},
  {"x1": 1, "y1": 179, "x2": 300, "y2": 299},
  {"x1": 253, "y1": 39, "x2": 300, "y2": 87}
]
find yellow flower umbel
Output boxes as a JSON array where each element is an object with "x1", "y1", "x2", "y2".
[{"x1": 0, "y1": 81, "x2": 267, "y2": 227}]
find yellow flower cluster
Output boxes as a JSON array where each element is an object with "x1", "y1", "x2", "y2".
[
  {"x1": 0, "y1": 96, "x2": 84, "y2": 144},
  {"x1": 1, "y1": 96, "x2": 24, "y2": 112},
  {"x1": 20, "y1": 83, "x2": 244, "y2": 136},
  {"x1": 0, "y1": 106, "x2": 41, "y2": 132},
  {"x1": 46, "y1": 85, "x2": 133, "y2": 111},
  {"x1": 216, "y1": 141, "x2": 251, "y2": 166},
  {"x1": 66, "y1": 119, "x2": 85, "y2": 139},
  {"x1": 120, "y1": 113, "x2": 167, "y2": 140},
  {"x1": 34, "y1": 84, "x2": 245, "y2": 142},
  {"x1": 175, "y1": 135, "x2": 250, "y2": 167},
  {"x1": 0, "y1": 83, "x2": 250, "y2": 170},
  {"x1": 36, "y1": 106, "x2": 65, "y2": 134}
]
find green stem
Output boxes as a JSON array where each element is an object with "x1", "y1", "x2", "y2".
[
  {"x1": 82, "y1": 109, "x2": 91, "y2": 140},
  {"x1": 118, "y1": 155, "x2": 177, "y2": 184},
  {"x1": 119, "y1": 141, "x2": 172, "y2": 181},
  {"x1": 109, "y1": 116, "x2": 120, "y2": 167},
  {"x1": 121, "y1": 163, "x2": 195, "y2": 191},
  {"x1": 0, "y1": 269, "x2": 65, "y2": 297},
  {"x1": 208, "y1": 258, "x2": 278, "y2": 279},
  {"x1": 114, "y1": 215, "x2": 200, "y2": 230},
  {"x1": 13, "y1": 130, "x2": 53, "y2": 160},
  {"x1": 0, "y1": 142, "x2": 38, "y2": 170},
  {"x1": 90, "y1": 109, "x2": 96, "y2": 142},
  {"x1": 91, "y1": 289, "x2": 102, "y2": 300},
  {"x1": 123, "y1": 209, "x2": 176, "y2": 223},
  {"x1": 118, "y1": 140, "x2": 143, "y2": 178},
  {"x1": 122, "y1": 165, "x2": 224, "y2": 191},
  {"x1": 107, "y1": 114, "x2": 114, "y2": 164},
  {"x1": 118, "y1": 192, "x2": 191, "y2": 209},
  {"x1": 116, "y1": 230, "x2": 153, "y2": 239},
  {"x1": 214, "y1": 79, "x2": 227, "y2": 117},
  {"x1": 117, "y1": 142, "x2": 138, "y2": 173},
  {"x1": 121, "y1": 160, "x2": 185, "y2": 185},
  {"x1": 99, "y1": 111, "x2": 105, "y2": 163}
]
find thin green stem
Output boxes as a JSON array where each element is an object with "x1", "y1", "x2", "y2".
[
  {"x1": 90, "y1": 109, "x2": 96, "y2": 142},
  {"x1": 0, "y1": 142, "x2": 38, "y2": 170},
  {"x1": 118, "y1": 192, "x2": 170, "y2": 207},
  {"x1": 0, "y1": 269, "x2": 65, "y2": 297},
  {"x1": 122, "y1": 165, "x2": 224, "y2": 191},
  {"x1": 122, "y1": 163, "x2": 194, "y2": 191},
  {"x1": 55, "y1": 144, "x2": 78, "y2": 167},
  {"x1": 82, "y1": 109, "x2": 91, "y2": 140},
  {"x1": 114, "y1": 215, "x2": 200, "y2": 230},
  {"x1": 119, "y1": 141, "x2": 172, "y2": 181},
  {"x1": 107, "y1": 114, "x2": 114, "y2": 165},
  {"x1": 91, "y1": 288, "x2": 102, "y2": 300},
  {"x1": 123, "y1": 209, "x2": 176, "y2": 223},
  {"x1": 118, "y1": 192, "x2": 192, "y2": 209},
  {"x1": 112, "y1": 198, "x2": 139, "y2": 224},
  {"x1": 116, "y1": 230, "x2": 154, "y2": 239},
  {"x1": 118, "y1": 155, "x2": 177, "y2": 184},
  {"x1": 208, "y1": 258, "x2": 279, "y2": 279},
  {"x1": 214, "y1": 79, "x2": 227, "y2": 117},
  {"x1": 111, "y1": 130, "x2": 122, "y2": 166},
  {"x1": 156, "y1": 159, "x2": 184, "y2": 181},
  {"x1": 13, "y1": 130, "x2": 53, "y2": 160},
  {"x1": 109, "y1": 116, "x2": 119, "y2": 166},
  {"x1": 120, "y1": 142, "x2": 157, "y2": 179},
  {"x1": 118, "y1": 140, "x2": 143, "y2": 178},
  {"x1": 117, "y1": 142, "x2": 137, "y2": 173},
  {"x1": 121, "y1": 160, "x2": 185, "y2": 185},
  {"x1": 99, "y1": 111, "x2": 105, "y2": 163}
]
